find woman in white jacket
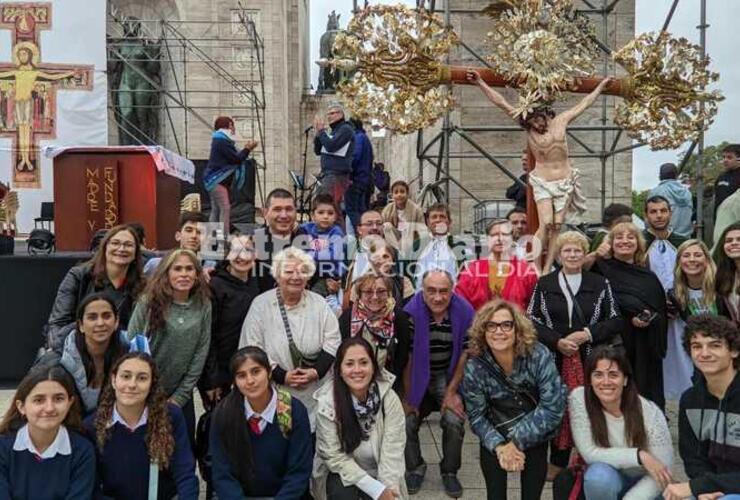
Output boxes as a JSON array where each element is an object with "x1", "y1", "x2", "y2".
[
  {"x1": 569, "y1": 346, "x2": 673, "y2": 500},
  {"x1": 314, "y1": 337, "x2": 407, "y2": 500}
]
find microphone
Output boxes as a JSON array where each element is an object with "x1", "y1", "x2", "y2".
[{"x1": 304, "y1": 125, "x2": 314, "y2": 133}]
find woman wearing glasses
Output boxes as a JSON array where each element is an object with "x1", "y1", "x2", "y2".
[
  {"x1": 463, "y1": 299, "x2": 566, "y2": 500},
  {"x1": 46, "y1": 224, "x2": 145, "y2": 353},
  {"x1": 339, "y1": 273, "x2": 413, "y2": 394}
]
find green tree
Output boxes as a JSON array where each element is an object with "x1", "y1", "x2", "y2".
[
  {"x1": 679, "y1": 141, "x2": 729, "y2": 189},
  {"x1": 632, "y1": 189, "x2": 649, "y2": 219}
]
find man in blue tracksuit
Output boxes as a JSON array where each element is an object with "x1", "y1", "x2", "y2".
[
  {"x1": 345, "y1": 118, "x2": 374, "y2": 232},
  {"x1": 313, "y1": 102, "x2": 355, "y2": 220}
]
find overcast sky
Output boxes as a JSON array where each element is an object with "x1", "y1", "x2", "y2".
[{"x1": 310, "y1": 0, "x2": 739, "y2": 191}]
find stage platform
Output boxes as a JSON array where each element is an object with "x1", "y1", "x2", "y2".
[{"x1": 0, "y1": 245, "x2": 91, "y2": 382}]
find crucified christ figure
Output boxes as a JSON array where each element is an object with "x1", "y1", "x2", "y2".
[
  {"x1": 0, "y1": 44, "x2": 76, "y2": 172},
  {"x1": 467, "y1": 70, "x2": 613, "y2": 271}
]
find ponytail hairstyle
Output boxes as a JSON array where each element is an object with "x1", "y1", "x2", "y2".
[
  {"x1": 94, "y1": 352, "x2": 175, "y2": 467},
  {"x1": 213, "y1": 347, "x2": 272, "y2": 484},
  {"x1": 0, "y1": 365, "x2": 82, "y2": 434},
  {"x1": 332, "y1": 336, "x2": 380, "y2": 453},
  {"x1": 75, "y1": 293, "x2": 128, "y2": 390},
  {"x1": 583, "y1": 346, "x2": 647, "y2": 449}
]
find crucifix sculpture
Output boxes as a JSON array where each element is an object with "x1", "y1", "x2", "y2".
[{"x1": 0, "y1": 3, "x2": 93, "y2": 188}]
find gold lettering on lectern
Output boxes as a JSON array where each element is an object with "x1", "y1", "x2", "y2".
[{"x1": 85, "y1": 164, "x2": 119, "y2": 235}]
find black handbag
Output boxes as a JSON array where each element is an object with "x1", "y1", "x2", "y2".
[{"x1": 480, "y1": 356, "x2": 539, "y2": 437}]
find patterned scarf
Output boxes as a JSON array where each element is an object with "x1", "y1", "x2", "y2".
[
  {"x1": 350, "y1": 298, "x2": 396, "y2": 346},
  {"x1": 352, "y1": 382, "x2": 381, "y2": 440}
]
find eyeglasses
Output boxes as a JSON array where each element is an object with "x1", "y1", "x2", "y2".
[
  {"x1": 108, "y1": 240, "x2": 136, "y2": 250},
  {"x1": 484, "y1": 320, "x2": 515, "y2": 333},
  {"x1": 361, "y1": 221, "x2": 383, "y2": 227},
  {"x1": 360, "y1": 288, "x2": 389, "y2": 298}
]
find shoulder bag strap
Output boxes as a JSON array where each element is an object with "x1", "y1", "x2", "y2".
[
  {"x1": 275, "y1": 288, "x2": 303, "y2": 368},
  {"x1": 148, "y1": 462, "x2": 159, "y2": 500},
  {"x1": 562, "y1": 272, "x2": 588, "y2": 327}
]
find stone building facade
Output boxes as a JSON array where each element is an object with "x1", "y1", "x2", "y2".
[
  {"x1": 108, "y1": 0, "x2": 311, "y2": 202},
  {"x1": 108, "y1": 0, "x2": 634, "y2": 231}
]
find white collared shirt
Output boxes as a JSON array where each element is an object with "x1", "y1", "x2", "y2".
[
  {"x1": 13, "y1": 424, "x2": 71, "y2": 459},
  {"x1": 244, "y1": 386, "x2": 278, "y2": 433},
  {"x1": 110, "y1": 406, "x2": 149, "y2": 432}
]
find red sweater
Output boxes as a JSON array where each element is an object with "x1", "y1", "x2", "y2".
[{"x1": 454, "y1": 257, "x2": 538, "y2": 311}]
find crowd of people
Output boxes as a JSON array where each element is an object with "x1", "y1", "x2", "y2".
[{"x1": 1, "y1": 105, "x2": 739, "y2": 500}]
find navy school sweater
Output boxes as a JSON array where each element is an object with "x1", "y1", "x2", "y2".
[
  {"x1": 0, "y1": 429, "x2": 95, "y2": 500},
  {"x1": 210, "y1": 395, "x2": 313, "y2": 500},
  {"x1": 83, "y1": 403, "x2": 198, "y2": 500}
]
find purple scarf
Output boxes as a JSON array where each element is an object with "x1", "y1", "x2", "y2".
[{"x1": 403, "y1": 292, "x2": 475, "y2": 408}]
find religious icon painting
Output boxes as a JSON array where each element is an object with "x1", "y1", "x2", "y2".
[{"x1": 0, "y1": 3, "x2": 94, "y2": 189}]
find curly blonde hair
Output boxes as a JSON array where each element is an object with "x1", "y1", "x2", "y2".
[
  {"x1": 673, "y1": 239, "x2": 717, "y2": 310},
  {"x1": 468, "y1": 299, "x2": 538, "y2": 358},
  {"x1": 94, "y1": 353, "x2": 175, "y2": 468},
  {"x1": 608, "y1": 222, "x2": 647, "y2": 266}
]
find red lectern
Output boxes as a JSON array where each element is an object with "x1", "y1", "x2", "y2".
[{"x1": 50, "y1": 146, "x2": 193, "y2": 251}]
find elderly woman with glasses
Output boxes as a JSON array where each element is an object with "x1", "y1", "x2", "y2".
[
  {"x1": 339, "y1": 273, "x2": 413, "y2": 395},
  {"x1": 239, "y1": 247, "x2": 341, "y2": 431},
  {"x1": 463, "y1": 299, "x2": 566, "y2": 500}
]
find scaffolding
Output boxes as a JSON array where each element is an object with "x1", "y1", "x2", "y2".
[
  {"x1": 106, "y1": 4, "x2": 268, "y2": 203},
  {"x1": 406, "y1": 0, "x2": 710, "y2": 238}
]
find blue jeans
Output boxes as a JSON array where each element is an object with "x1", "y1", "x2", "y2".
[{"x1": 583, "y1": 463, "x2": 646, "y2": 500}]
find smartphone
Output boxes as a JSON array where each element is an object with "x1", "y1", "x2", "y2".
[{"x1": 636, "y1": 310, "x2": 658, "y2": 324}]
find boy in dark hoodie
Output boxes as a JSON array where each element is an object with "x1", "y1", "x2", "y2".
[{"x1": 663, "y1": 314, "x2": 740, "y2": 500}]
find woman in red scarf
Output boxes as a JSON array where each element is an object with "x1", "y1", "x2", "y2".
[
  {"x1": 338, "y1": 273, "x2": 412, "y2": 395},
  {"x1": 455, "y1": 219, "x2": 538, "y2": 311}
]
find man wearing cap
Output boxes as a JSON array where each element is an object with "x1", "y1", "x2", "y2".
[
  {"x1": 313, "y1": 102, "x2": 355, "y2": 213},
  {"x1": 649, "y1": 162, "x2": 694, "y2": 238}
]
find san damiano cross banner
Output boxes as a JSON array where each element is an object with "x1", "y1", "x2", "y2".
[{"x1": 0, "y1": 0, "x2": 107, "y2": 231}]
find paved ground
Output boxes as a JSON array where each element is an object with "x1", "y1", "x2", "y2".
[{"x1": 0, "y1": 390, "x2": 686, "y2": 499}]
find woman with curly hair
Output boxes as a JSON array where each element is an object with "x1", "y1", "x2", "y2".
[
  {"x1": 338, "y1": 273, "x2": 413, "y2": 394},
  {"x1": 210, "y1": 346, "x2": 312, "y2": 498},
  {"x1": 664, "y1": 240, "x2": 718, "y2": 400},
  {"x1": 0, "y1": 365, "x2": 95, "y2": 499},
  {"x1": 46, "y1": 224, "x2": 145, "y2": 352},
  {"x1": 463, "y1": 299, "x2": 566, "y2": 500},
  {"x1": 84, "y1": 352, "x2": 198, "y2": 499},
  {"x1": 714, "y1": 221, "x2": 740, "y2": 324},
  {"x1": 127, "y1": 248, "x2": 212, "y2": 443},
  {"x1": 593, "y1": 222, "x2": 668, "y2": 410}
]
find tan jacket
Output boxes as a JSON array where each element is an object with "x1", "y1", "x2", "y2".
[
  {"x1": 381, "y1": 200, "x2": 425, "y2": 256},
  {"x1": 312, "y1": 373, "x2": 408, "y2": 499}
]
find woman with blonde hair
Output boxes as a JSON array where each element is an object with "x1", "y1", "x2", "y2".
[
  {"x1": 593, "y1": 221, "x2": 667, "y2": 410},
  {"x1": 127, "y1": 248, "x2": 212, "y2": 444},
  {"x1": 664, "y1": 239, "x2": 718, "y2": 400},
  {"x1": 527, "y1": 230, "x2": 622, "y2": 475},
  {"x1": 338, "y1": 273, "x2": 413, "y2": 394},
  {"x1": 464, "y1": 299, "x2": 566, "y2": 500}
]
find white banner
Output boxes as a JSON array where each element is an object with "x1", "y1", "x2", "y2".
[{"x1": 0, "y1": 0, "x2": 108, "y2": 232}]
